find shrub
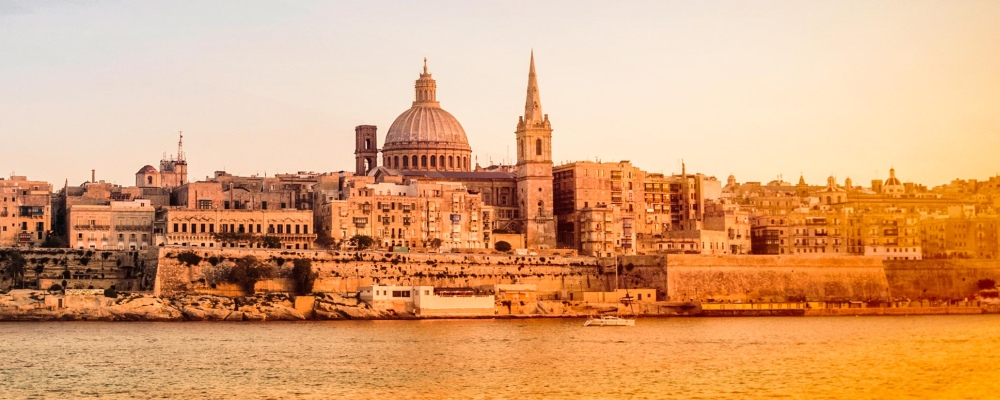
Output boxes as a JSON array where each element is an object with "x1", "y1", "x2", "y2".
[
  {"x1": 228, "y1": 256, "x2": 275, "y2": 295},
  {"x1": 350, "y1": 235, "x2": 375, "y2": 250},
  {"x1": 103, "y1": 285, "x2": 117, "y2": 298},
  {"x1": 977, "y1": 279, "x2": 997, "y2": 290},
  {"x1": 48, "y1": 283, "x2": 63, "y2": 292},
  {"x1": 207, "y1": 256, "x2": 221, "y2": 266},
  {"x1": 176, "y1": 251, "x2": 203, "y2": 267},
  {"x1": 495, "y1": 241, "x2": 512, "y2": 252},
  {"x1": 202, "y1": 263, "x2": 232, "y2": 287},
  {"x1": 274, "y1": 257, "x2": 286, "y2": 267},
  {"x1": 291, "y1": 258, "x2": 316, "y2": 295}
]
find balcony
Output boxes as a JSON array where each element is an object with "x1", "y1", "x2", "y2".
[{"x1": 74, "y1": 225, "x2": 110, "y2": 231}]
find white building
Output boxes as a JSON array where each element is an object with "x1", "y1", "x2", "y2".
[{"x1": 358, "y1": 285, "x2": 495, "y2": 316}]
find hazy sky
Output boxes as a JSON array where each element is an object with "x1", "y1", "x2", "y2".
[{"x1": 2, "y1": 1, "x2": 998, "y2": 188}]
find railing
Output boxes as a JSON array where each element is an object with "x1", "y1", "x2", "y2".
[{"x1": 73, "y1": 225, "x2": 110, "y2": 231}]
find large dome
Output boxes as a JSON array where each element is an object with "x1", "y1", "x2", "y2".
[
  {"x1": 383, "y1": 106, "x2": 471, "y2": 152},
  {"x1": 380, "y1": 59, "x2": 473, "y2": 171}
]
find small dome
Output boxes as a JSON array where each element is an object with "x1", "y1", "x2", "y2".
[
  {"x1": 137, "y1": 165, "x2": 158, "y2": 174},
  {"x1": 884, "y1": 168, "x2": 902, "y2": 186}
]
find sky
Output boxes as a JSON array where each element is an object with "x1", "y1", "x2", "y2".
[{"x1": 1, "y1": 0, "x2": 998, "y2": 188}]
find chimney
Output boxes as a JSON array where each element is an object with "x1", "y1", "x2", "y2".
[{"x1": 91, "y1": 169, "x2": 95, "y2": 183}]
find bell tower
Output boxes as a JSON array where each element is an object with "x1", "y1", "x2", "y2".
[
  {"x1": 515, "y1": 51, "x2": 556, "y2": 249},
  {"x1": 355, "y1": 125, "x2": 378, "y2": 175}
]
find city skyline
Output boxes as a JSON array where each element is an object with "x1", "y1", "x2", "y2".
[{"x1": 2, "y1": 1, "x2": 998, "y2": 187}]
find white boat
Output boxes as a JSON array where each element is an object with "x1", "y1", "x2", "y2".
[{"x1": 584, "y1": 315, "x2": 635, "y2": 327}]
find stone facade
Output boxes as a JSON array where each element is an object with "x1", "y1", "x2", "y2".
[
  {"x1": 67, "y1": 199, "x2": 155, "y2": 250},
  {"x1": 315, "y1": 179, "x2": 493, "y2": 250},
  {"x1": 163, "y1": 208, "x2": 316, "y2": 249},
  {"x1": 515, "y1": 52, "x2": 556, "y2": 250},
  {"x1": 0, "y1": 176, "x2": 52, "y2": 247}
]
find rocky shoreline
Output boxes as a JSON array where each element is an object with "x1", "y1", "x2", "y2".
[{"x1": 0, "y1": 290, "x2": 398, "y2": 322}]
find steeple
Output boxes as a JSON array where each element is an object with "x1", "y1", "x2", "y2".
[
  {"x1": 413, "y1": 57, "x2": 439, "y2": 107},
  {"x1": 523, "y1": 50, "x2": 544, "y2": 125}
]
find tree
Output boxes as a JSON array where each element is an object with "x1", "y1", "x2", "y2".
[
  {"x1": 291, "y1": 258, "x2": 316, "y2": 295},
  {"x1": 314, "y1": 231, "x2": 336, "y2": 249},
  {"x1": 3, "y1": 251, "x2": 27, "y2": 289},
  {"x1": 977, "y1": 279, "x2": 997, "y2": 291},
  {"x1": 176, "y1": 251, "x2": 203, "y2": 267},
  {"x1": 262, "y1": 236, "x2": 282, "y2": 249},
  {"x1": 495, "y1": 241, "x2": 512, "y2": 252},
  {"x1": 429, "y1": 238, "x2": 443, "y2": 249},
  {"x1": 228, "y1": 256, "x2": 275, "y2": 295},
  {"x1": 39, "y1": 234, "x2": 67, "y2": 248},
  {"x1": 350, "y1": 235, "x2": 375, "y2": 250}
]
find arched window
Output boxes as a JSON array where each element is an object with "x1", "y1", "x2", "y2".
[
  {"x1": 538, "y1": 200, "x2": 544, "y2": 216},
  {"x1": 430, "y1": 156, "x2": 436, "y2": 168},
  {"x1": 439, "y1": 156, "x2": 445, "y2": 169},
  {"x1": 535, "y1": 139, "x2": 542, "y2": 156},
  {"x1": 394, "y1": 156, "x2": 399, "y2": 169},
  {"x1": 147, "y1": 176, "x2": 153, "y2": 185},
  {"x1": 421, "y1": 155, "x2": 427, "y2": 168},
  {"x1": 449, "y1": 156, "x2": 454, "y2": 168},
  {"x1": 365, "y1": 158, "x2": 372, "y2": 172},
  {"x1": 365, "y1": 138, "x2": 371, "y2": 150},
  {"x1": 411, "y1": 155, "x2": 417, "y2": 168},
  {"x1": 403, "y1": 156, "x2": 409, "y2": 168}
]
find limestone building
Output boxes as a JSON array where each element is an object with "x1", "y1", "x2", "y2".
[
  {"x1": 162, "y1": 208, "x2": 315, "y2": 249},
  {"x1": 67, "y1": 199, "x2": 155, "y2": 250},
  {"x1": 136, "y1": 132, "x2": 188, "y2": 189},
  {"x1": 347, "y1": 54, "x2": 557, "y2": 250},
  {"x1": 0, "y1": 176, "x2": 52, "y2": 247},
  {"x1": 315, "y1": 179, "x2": 493, "y2": 250}
]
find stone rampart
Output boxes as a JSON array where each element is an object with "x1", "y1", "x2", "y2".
[
  {"x1": 665, "y1": 255, "x2": 889, "y2": 302},
  {"x1": 154, "y1": 247, "x2": 613, "y2": 298},
  {"x1": 884, "y1": 259, "x2": 1000, "y2": 300}
]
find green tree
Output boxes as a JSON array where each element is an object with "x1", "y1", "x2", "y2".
[
  {"x1": 429, "y1": 238, "x2": 443, "y2": 249},
  {"x1": 228, "y1": 256, "x2": 276, "y2": 295},
  {"x1": 291, "y1": 258, "x2": 316, "y2": 295},
  {"x1": 494, "y1": 241, "x2": 512, "y2": 252},
  {"x1": 39, "y1": 234, "x2": 67, "y2": 248},
  {"x1": 3, "y1": 251, "x2": 28, "y2": 288},
  {"x1": 176, "y1": 251, "x2": 203, "y2": 267},
  {"x1": 314, "y1": 231, "x2": 336, "y2": 249},
  {"x1": 350, "y1": 235, "x2": 375, "y2": 250},
  {"x1": 262, "y1": 236, "x2": 282, "y2": 249}
]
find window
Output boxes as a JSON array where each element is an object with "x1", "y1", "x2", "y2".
[
  {"x1": 536, "y1": 138, "x2": 542, "y2": 156},
  {"x1": 430, "y1": 156, "x2": 436, "y2": 168},
  {"x1": 421, "y1": 155, "x2": 427, "y2": 167},
  {"x1": 403, "y1": 156, "x2": 409, "y2": 168}
]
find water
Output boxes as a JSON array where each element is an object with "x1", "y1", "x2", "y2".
[{"x1": 2, "y1": 316, "x2": 998, "y2": 399}]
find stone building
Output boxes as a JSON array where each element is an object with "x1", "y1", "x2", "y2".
[
  {"x1": 315, "y1": 179, "x2": 493, "y2": 251},
  {"x1": 135, "y1": 132, "x2": 188, "y2": 189},
  {"x1": 0, "y1": 176, "x2": 52, "y2": 247},
  {"x1": 346, "y1": 54, "x2": 556, "y2": 250},
  {"x1": 162, "y1": 208, "x2": 315, "y2": 249},
  {"x1": 67, "y1": 199, "x2": 155, "y2": 250},
  {"x1": 919, "y1": 215, "x2": 1000, "y2": 259}
]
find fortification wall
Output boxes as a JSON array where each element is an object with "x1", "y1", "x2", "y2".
[
  {"x1": 154, "y1": 247, "x2": 613, "y2": 298},
  {"x1": 665, "y1": 255, "x2": 889, "y2": 302},
  {"x1": 884, "y1": 259, "x2": 1000, "y2": 300}
]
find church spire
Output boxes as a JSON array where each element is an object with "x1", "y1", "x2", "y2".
[{"x1": 524, "y1": 50, "x2": 543, "y2": 125}]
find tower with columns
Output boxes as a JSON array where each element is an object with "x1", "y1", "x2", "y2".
[{"x1": 355, "y1": 125, "x2": 378, "y2": 176}]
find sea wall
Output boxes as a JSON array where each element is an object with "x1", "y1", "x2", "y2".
[
  {"x1": 884, "y1": 259, "x2": 1000, "y2": 300},
  {"x1": 664, "y1": 255, "x2": 889, "y2": 302},
  {"x1": 154, "y1": 247, "x2": 614, "y2": 298}
]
